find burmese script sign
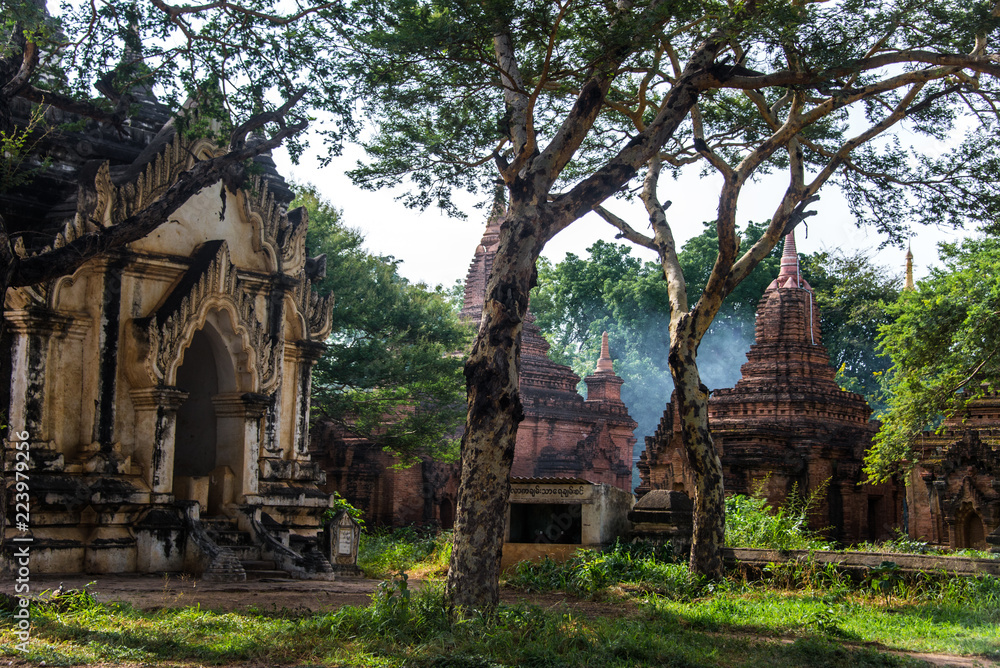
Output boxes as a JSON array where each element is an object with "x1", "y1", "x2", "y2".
[
  {"x1": 337, "y1": 528, "x2": 353, "y2": 555},
  {"x1": 510, "y1": 483, "x2": 592, "y2": 503}
]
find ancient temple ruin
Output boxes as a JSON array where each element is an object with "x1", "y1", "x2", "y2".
[
  {"x1": 637, "y1": 232, "x2": 903, "y2": 543},
  {"x1": 896, "y1": 250, "x2": 999, "y2": 551},
  {"x1": 907, "y1": 392, "x2": 1000, "y2": 551},
  {"x1": 462, "y1": 199, "x2": 637, "y2": 490},
  {"x1": 313, "y1": 200, "x2": 637, "y2": 526},
  {"x1": 1, "y1": 94, "x2": 337, "y2": 578}
]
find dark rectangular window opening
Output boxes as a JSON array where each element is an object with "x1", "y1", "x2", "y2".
[{"x1": 508, "y1": 503, "x2": 582, "y2": 544}]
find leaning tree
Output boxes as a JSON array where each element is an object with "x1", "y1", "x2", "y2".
[{"x1": 350, "y1": 0, "x2": 1000, "y2": 611}]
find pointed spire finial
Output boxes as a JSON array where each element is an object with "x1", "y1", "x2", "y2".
[
  {"x1": 596, "y1": 331, "x2": 614, "y2": 373},
  {"x1": 904, "y1": 241, "x2": 915, "y2": 291},
  {"x1": 778, "y1": 231, "x2": 798, "y2": 276}
]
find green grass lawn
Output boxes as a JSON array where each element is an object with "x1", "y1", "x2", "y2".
[
  {"x1": 0, "y1": 586, "x2": 953, "y2": 667},
  {"x1": 9, "y1": 493, "x2": 995, "y2": 665},
  {"x1": 3, "y1": 539, "x2": 998, "y2": 668}
]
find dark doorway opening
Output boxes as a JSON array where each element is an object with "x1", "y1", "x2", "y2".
[{"x1": 509, "y1": 503, "x2": 582, "y2": 544}]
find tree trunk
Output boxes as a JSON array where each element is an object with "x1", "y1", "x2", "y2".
[
  {"x1": 445, "y1": 205, "x2": 543, "y2": 615},
  {"x1": 669, "y1": 319, "x2": 725, "y2": 579}
]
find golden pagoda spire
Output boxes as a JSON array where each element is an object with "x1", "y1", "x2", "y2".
[{"x1": 904, "y1": 242, "x2": 915, "y2": 291}]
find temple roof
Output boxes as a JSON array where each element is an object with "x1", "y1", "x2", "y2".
[
  {"x1": 459, "y1": 203, "x2": 630, "y2": 407},
  {"x1": 710, "y1": 228, "x2": 871, "y2": 427},
  {"x1": 3, "y1": 86, "x2": 294, "y2": 255},
  {"x1": 905, "y1": 243, "x2": 915, "y2": 291}
]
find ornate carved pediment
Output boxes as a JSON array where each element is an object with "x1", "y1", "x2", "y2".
[
  {"x1": 131, "y1": 240, "x2": 282, "y2": 393},
  {"x1": 21, "y1": 133, "x2": 222, "y2": 259},
  {"x1": 292, "y1": 270, "x2": 334, "y2": 341},
  {"x1": 239, "y1": 175, "x2": 309, "y2": 275}
]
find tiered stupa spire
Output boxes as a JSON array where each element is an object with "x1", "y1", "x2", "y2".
[
  {"x1": 904, "y1": 243, "x2": 915, "y2": 291},
  {"x1": 458, "y1": 205, "x2": 636, "y2": 490},
  {"x1": 712, "y1": 227, "x2": 870, "y2": 427},
  {"x1": 585, "y1": 331, "x2": 624, "y2": 402},
  {"x1": 770, "y1": 231, "x2": 812, "y2": 291},
  {"x1": 459, "y1": 185, "x2": 506, "y2": 322},
  {"x1": 597, "y1": 332, "x2": 614, "y2": 373}
]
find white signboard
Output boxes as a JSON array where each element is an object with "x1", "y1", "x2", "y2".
[
  {"x1": 509, "y1": 484, "x2": 590, "y2": 503},
  {"x1": 337, "y1": 527, "x2": 354, "y2": 555}
]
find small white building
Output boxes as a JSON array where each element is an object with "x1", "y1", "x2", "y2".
[{"x1": 501, "y1": 477, "x2": 634, "y2": 569}]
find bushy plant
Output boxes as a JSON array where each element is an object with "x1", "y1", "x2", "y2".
[
  {"x1": 506, "y1": 540, "x2": 698, "y2": 599},
  {"x1": 329, "y1": 572, "x2": 452, "y2": 643},
  {"x1": 851, "y1": 529, "x2": 935, "y2": 555},
  {"x1": 321, "y1": 492, "x2": 366, "y2": 528},
  {"x1": 357, "y1": 526, "x2": 452, "y2": 579},
  {"x1": 852, "y1": 529, "x2": 999, "y2": 559},
  {"x1": 725, "y1": 481, "x2": 833, "y2": 551}
]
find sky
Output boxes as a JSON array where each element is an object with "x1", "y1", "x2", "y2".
[{"x1": 273, "y1": 139, "x2": 969, "y2": 291}]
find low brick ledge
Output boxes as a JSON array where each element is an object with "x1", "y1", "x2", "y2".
[{"x1": 722, "y1": 547, "x2": 1000, "y2": 577}]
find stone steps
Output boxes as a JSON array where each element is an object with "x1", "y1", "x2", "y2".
[{"x1": 202, "y1": 515, "x2": 291, "y2": 579}]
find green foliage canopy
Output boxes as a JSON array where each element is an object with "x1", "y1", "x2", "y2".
[
  {"x1": 4, "y1": 1, "x2": 354, "y2": 158},
  {"x1": 867, "y1": 236, "x2": 1000, "y2": 482},
  {"x1": 800, "y1": 249, "x2": 902, "y2": 411},
  {"x1": 295, "y1": 185, "x2": 471, "y2": 461}
]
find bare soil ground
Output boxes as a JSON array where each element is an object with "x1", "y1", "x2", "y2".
[
  {"x1": 12, "y1": 574, "x2": 997, "y2": 668},
  {"x1": 24, "y1": 573, "x2": 634, "y2": 617}
]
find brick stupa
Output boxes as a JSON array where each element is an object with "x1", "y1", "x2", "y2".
[
  {"x1": 637, "y1": 231, "x2": 903, "y2": 542},
  {"x1": 908, "y1": 391, "x2": 1000, "y2": 551},
  {"x1": 310, "y1": 200, "x2": 638, "y2": 528},
  {"x1": 461, "y1": 200, "x2": 637, "y2": 491}
]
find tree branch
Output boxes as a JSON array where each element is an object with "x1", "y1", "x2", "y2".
[
  {"x1": 1, "y1": 39, "x2": 38, "y2": 100},
  {"x1": 11, "y1": 118, "x2": 306, "y2": 287},
  {"x1": 593, "y1": 204, "x2": 655, "y2": 249}
]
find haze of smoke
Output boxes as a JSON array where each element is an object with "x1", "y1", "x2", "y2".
[{"x1": 620, "y1": 320, "x2": 754, "y2": 490}]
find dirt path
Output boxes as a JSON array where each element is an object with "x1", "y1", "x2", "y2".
[
  {"x1": 16, "y1": 574, "x2": 998, "y2": 667},
  {"x1": 24, "y1": 573, "x2": 638, "y2": 617}
]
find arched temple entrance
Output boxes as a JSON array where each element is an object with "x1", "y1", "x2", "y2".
[
  {"x1": 174, "y1": 330, "x2": 218, "y2": 478},
  {"x1": 172, "y1": 323, "x2": 243, "y2": 516},
  {"x1": 957, "y1": 504, "x2": 987, "y2": 549}
]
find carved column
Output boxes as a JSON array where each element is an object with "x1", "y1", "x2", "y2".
[
  {"x1": 213, "y1": 392, "x2": 270, "y2": 498},
  {"x1": 6, "y1": 309, "x2": 74, "y2": 442},
  {"x1": 92, "y1": 256, "x2": 127, "y2": 450},
  {"x1": 130, "y1": 386, "x2": 189, "y2": 499},
  {"x1": 291, "y1": 340, "x2": 326, "y2": 457},
  {"x1": 989, "y1": 480, "x2": 1000, "y2": 554}
]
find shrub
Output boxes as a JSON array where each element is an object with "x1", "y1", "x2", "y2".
[
  {"x1": 357, "y1": 526, "x2": 452, "y2": 579},
  {"x1": 725, "y1": 481, "x2": 833, "y2": 551},
  {"x1": 329, "y1": 572, "x2": 451, "y2": 643},
  {"x1": 506, "y1": 540, "x2": 698, "y2": 599}
]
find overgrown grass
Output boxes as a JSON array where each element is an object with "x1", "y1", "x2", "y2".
[
  {"x1": 506, "y1": 541, "x2": 1000, "y2": 660},
  {"x1": 725, "y1": 482, "x2": 834, "y2": 551},
  {"x1": 3, "y1": 534, "x2": 998, "y2": 666},
  {"x1": 850, "y1": 529, "x2": 999, "y2": 559},
  {"x1": 356, "y1": 526, "x2": 452, "y2": 579},
  {"x1": 4, "y1": 579, "x2": 942, "y2": 667},
  {"x1": 505, "y1": 541, "x2": 698, "y2": 599}
]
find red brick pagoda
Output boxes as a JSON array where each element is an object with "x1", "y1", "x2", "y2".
[
  {"x1": 461, "y1": 200, "x2": 637, "y2": 491},
  {"x1": 638, "y1": 232, "x2": 903, "y2": 542},
  {"x1": 311, "y1": 200, "x2": 637, "y2": 527}
]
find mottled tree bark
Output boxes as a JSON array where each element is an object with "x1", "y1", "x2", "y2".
[
  {"x1": 445, "y1": 204, "x2": 544, "y2": 613},
  {"x1": 668, "y1": 322, "x2": 726, "y2": 578}
]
